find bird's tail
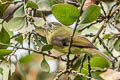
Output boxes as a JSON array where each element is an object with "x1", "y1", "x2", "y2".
[{"x1": 93, "y1": 49, "x2": 114, "y2": 62}]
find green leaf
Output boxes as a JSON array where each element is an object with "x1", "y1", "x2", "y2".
[
  {"x1": 0, "y1": 49, "x2": 13, "y2": 56},
  {"x1": 19, "y1": 54, "x2": 32, "y2": 64},
  {"x1": 90, "y1": 57, "x2": 109, "y2": 68},
  {"x1": 115, "y1": 39, "x2": 120, "y2": 51},
  {"x1": 14, "y1": 4, "x2": 25, "y2": 17},
  {"x1": 90, "y1": 57, "x2": 109, "y2": 80},
  {"x1": 103, "y1": 34, "x2": 111, "y2": 40},
  {"x1": 8, "y1": 17, "x2": 25, "y2": 31},
  {"x1": 33, "y1": 17, "x2": 45, "y2": 27},
  {"x1": 37, "y1": 0, "x2": 51, "y2": 11},
  {"x1": 41, "y1": 57, "x2": 50, "y2": 72},
  {"x1": 79, "y1": 57, "x2": 109, "y2": 80},
  {"x1": 0, "y1": 27, "x2": 10, "y2": 49},
  {"x1": 52, "y1": 4, "x2": 80, "y2": 25},
  {"x1": 80, "y1": 4, "x2": 100, "y2": 24},
  {"x1": 42, "y1": 45, "x2": 53, "y2": 51},
  {"x1": 15, "y1": 35, "x2": 23, "y2": 43},
  {"x1": 3, "y1": 21, "x2": 13, "y2": 36},
  {"x1": 26, "y1": 0, "x2": 38, "y2": 10}
]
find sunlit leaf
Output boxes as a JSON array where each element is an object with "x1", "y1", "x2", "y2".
[
  {"x1": 14, "y1": 4, "x2": 25, "y2": 17},
  {"x1": 80, "y1": 4, "x2": 100, "y2": 24},
  {"x1": 77, "y1": 57, "x2": 109, "y2": 80},
  {"x1": 52, "y1": 4, "x2": 80, "y2": 25},
  {"x1": 115, "y1": 39, "x2": 120, "y2": 51},
  {"x1": 19, "y1": 54, "x2": 32, "y2": 64},
  {"x1": 42, "y1": 45, "x2": 53, "y2": 51},
  {"x1": 0, "y1": 49, "x2": 13, "y2": 56},
  {"x1": 37, "y1": 0, "x2": 51, "y2": 11},
  {"x1": 90, "y1": 57, "x2": 109, "y2": 68},
  {"x1": 41, "y1": 57, "x2": 50, "y2": 72},
  {"x1": 103, "y1": 34, "x2": 111, "y2": 40},
  {"x1": 15, "y1": 35, "x2": 23, "y2": 43},
  {"x1": 33, "y1": 17, "x2": 45, "y2": 27},
  {"x1": 26, "y1": 0, "x2": 38, "y2": 10},
  {"x1": 3, "y1": 21, "x2": 13, "y2": 36},
  {"x1": 8, "y1": 17, "x2": 25, "y2": 31}
]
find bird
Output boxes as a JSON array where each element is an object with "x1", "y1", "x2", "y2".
[
  {"x1": 36, "y1": 22, "x2": 114, "y2": 62},
  {"x1": 96, "y1": 0, "x2": 119, "y2": 2}
]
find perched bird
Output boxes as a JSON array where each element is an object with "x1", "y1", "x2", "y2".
[
  {"x1": 95, "y1": 0, "x2": 119, "y2": 3},
  {"x1": 37, "y1": 22, "x2": 113, "y2": 62}
]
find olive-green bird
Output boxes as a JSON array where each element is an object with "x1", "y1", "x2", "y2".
[
  {"x1": 37, "y1": 22, "x2": 113, "y2": 62},
  {"x1": 95, "y1": 0, "x2": 119, "y2": 2}
]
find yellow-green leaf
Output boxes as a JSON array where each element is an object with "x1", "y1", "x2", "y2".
[
  {"x1": 8, "y1": 17, "x2": 25, "y2": 31},
  {"x1": 80, "y1": 5, "x2": 100, "y2": 24},
  {"x1": 26, "y1": 1, "x2": 38, "y2": 10},
  {"x1": 41, "y1": 58, "x2": 50, "y2": 72},
  {"x1": 0, "y1": 27, "x2": 10, "y2": 49},
  {"x1": 52, "y1": 4, "x2": 80, "y2": 25},
  {"x1": 14, "y1": 4, "x2": 25, "y2": 17},
  {"x1": 0, "y1": 49, "x2": 13, "y2": 56}
]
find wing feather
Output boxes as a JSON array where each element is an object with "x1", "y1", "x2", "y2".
[{"x1": 51, "y1": 35, "x2": 98, "y2": 50}]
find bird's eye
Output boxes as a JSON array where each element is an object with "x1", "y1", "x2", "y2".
[{"x1": 48, "y1": 24, "x2": 53, "y2": 27}]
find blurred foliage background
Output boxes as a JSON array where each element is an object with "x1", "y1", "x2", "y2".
[{"x1": 0, "y1": 0, "x2": 120, "y2": 80}]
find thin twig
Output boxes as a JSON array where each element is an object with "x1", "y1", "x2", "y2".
[
  {"x1": 0, "y1": 43, "x2": 66, "y2": 62},
  {"x1": 67, "y1": 1, "x2": 80, "y2": 7},
  {"x1": 28, "y1": 32, "x2": 31, "y2": 55},
  {"x1": 98, "y1": 37, "x2": 117, "y2": 69},
  {"x1": 87, "y1": 56, "x2": 92, "y2": 79},
  {"x1": 80, "y1": 54, "x2": 87, "y2": 72},
  {"x1": 67, "y1": 0, "x2": 86, "y2": 69},
  {"x1": 92, "y1": 21, "x2": 107, "y2": 43},
  {"x1": 54, "y1": 70, "x2": 69, "y2": 80},
  {"x1": 100, "y1": 2, "x2": 106, "y2": 17},
  {"x1": 91, "y1": 68, "x2": 107, "y2": 72},
  {"x1": 78, "y1": 20, "x2": 102, "y2": 33},
  {"x1": 71, "y1": 70, "x2": 95, "y2": 80},
  {"x1": 108, "y1": 3, "x2": 119, "y2": 19}
]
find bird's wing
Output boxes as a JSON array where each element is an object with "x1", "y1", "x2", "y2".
[
  {"x1": 51, "y1": 35, "x2": 113, "y2": 62},
  {"x1": 72, "y1": 36, "x2": 98, "y2": 49},
  {"x1": 51, "y1": 35, "x2": 97, "y2": 49}
]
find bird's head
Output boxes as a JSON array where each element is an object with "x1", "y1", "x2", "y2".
[
  {"x1": 41, "y1": 22, "x2": 63, "y2": 30},
  {"x1": 40, "y1": 22, "x2": 64, "y2": 34}
]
